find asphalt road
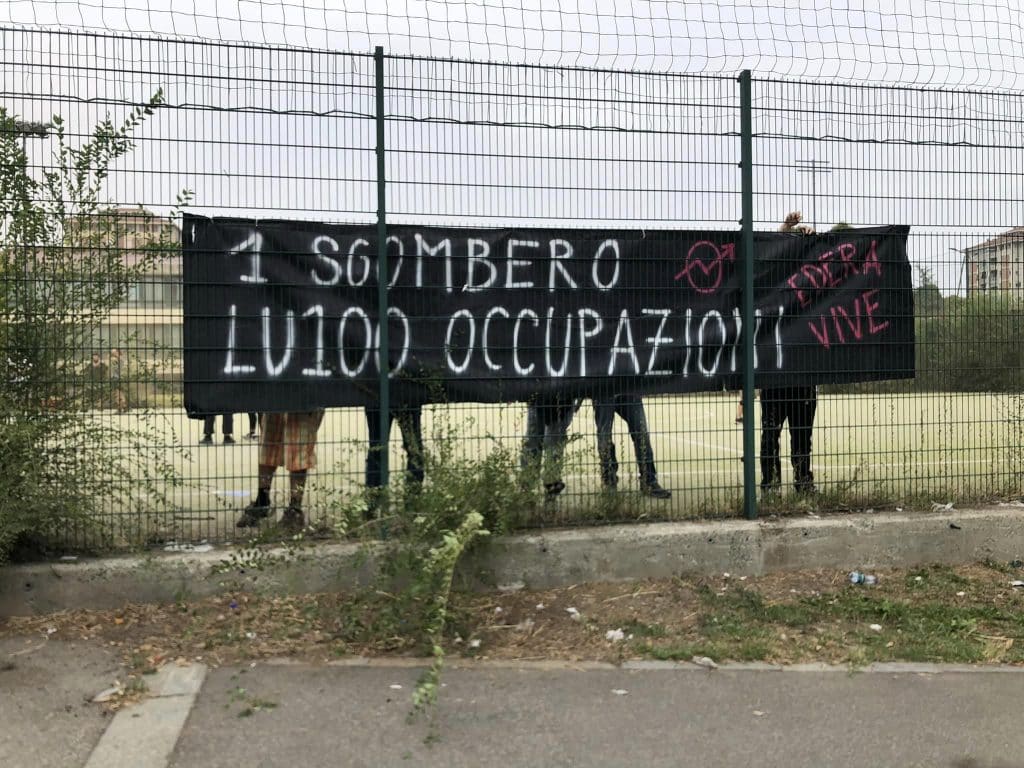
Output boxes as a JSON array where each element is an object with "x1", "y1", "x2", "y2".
[
  {"x1": 5, "y1": 641, "x2": 1023, "y2": 768},
  {"x1": 166, "y1": 664, "x2": 1024, "y2": 768},
  {"x1": 0, "y1": 638, "x2": 120, "y2": 768}
]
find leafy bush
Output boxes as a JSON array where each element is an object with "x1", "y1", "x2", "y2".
[
  {"x1": 826, "y1": 293, "x2": 1024, "y2": 395},
  {"x1": 915, "y1": 294, "x2": 1024, "y2": 392},
  {"x1": 0, "y1": 92, "x2": 190, "y2": 562}
]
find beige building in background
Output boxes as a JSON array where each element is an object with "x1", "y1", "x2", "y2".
[
  {"x1": 964, "y1": 227, "x2": 1024, "y2": 296},
  {"x1": 87, "y1": 206, "x2": 183, "y2": 360}
]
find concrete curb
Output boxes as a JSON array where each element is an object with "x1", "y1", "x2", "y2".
[
  {"x1": 84, "y1": 663, "x2": 207, "y2": 768},
  {"x1": 458, "y1": 506, "x2": 1024, "y2": 590},
  {"x1": 275, "y1": 657, "x2": 1024, "y2": 674},
  {"x1": 3, "y1": 507, "x2": 1024, "y2": 616}
]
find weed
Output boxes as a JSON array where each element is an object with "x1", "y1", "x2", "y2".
[
  {"x1": 123, "y1": 676, "x2": 149, "y2": 696},
  {"x1": 618, "y1": 619, "x2": 667, "y2": 638},
  {"x1": 632, "y1": 567, "x2": 1024, "y2": 667},
  {"x1": 227, "y1": 685, "x2": 277, "y2": 718}
]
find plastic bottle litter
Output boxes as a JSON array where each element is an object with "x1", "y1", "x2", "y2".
[{"x1": 849, "y1": 571, "x2": 878, "y2": 586}]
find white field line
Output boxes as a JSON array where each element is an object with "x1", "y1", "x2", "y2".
[
  {"x1": 562, "y1": 455, "x2": 1004, "y2": 483},
  {"x1": 666, "y1": 434, "x2": 745, "y2": 456}
]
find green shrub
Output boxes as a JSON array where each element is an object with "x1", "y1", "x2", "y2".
[
  {"x1": 0, "y1": 93, "x2": 190, "y2": 562},
  {"x1": 826, "y1": 293, "x2": 1024, "y2": 395}
]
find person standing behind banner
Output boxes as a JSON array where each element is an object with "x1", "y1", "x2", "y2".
[
  {"x1": 760, "y1": 211, "x2": 819, "y2": 495},
  {"x1": 246, "y1": 413, "x2": 259, "y2": 440},
  {"x1": 236, "y1": 410, "x2": 326, "y2": 533},
  {"x1": 364, "y1": 402, "x2": 425, "y2": 512},
  {"x1": 592, "y1": 394, "x2": 671, "y2": 499},
  {"x1": 759, "y1": 387, "x2": 817, "y2": 494},
  {"x1": 521, "y1": 397, "x2": 579, "y2": 498},
  {"x1": 201, "y1": 413, "x2": 236, "y2": 445}
]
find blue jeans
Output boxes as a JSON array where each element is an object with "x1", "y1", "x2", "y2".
[
  {"x1": 521, "y1": 401, "x2": 577, "y2": 487},
  {"x1": 593, "y1": 395, "x2": 658, "y2": 488},
  {"x1": 365, "y1": 405, "x2": 425, "y2": 488}
]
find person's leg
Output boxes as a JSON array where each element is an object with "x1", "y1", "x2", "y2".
[
  {"x1": 247, "y1": 413, "x2": 259, "y2": 438},
  {"x1": 541, "y1": 402, "x2": 575, "y2": 496},
  {"x1": 254, "y1": 463, "x2": 276, "y2": 506},
  {"x1": 789, "y1": 388, "x2": 818, "y2": 492},
  {"x1": 364, "y1": 406, "x2": 391, "y2": 489},
  {"x1": 620, "y1": 397, "x2": 670, "y2": 498},
  {"x1": 592, "y1": 397, "x2": 619, "y2": 488},
  {"x1": 222, "y1": 413, "x2": 235, "y2": 444},
  {"x1": 542, "y1": 422, "x2": 566, "y2": 496},
  {"x1": 237, "y1": 413, "x2": 284, "y2": 526},
  {"x1": 397, "y1": 405, "x2": 425, "y2": 485},
  {"x1": 288, "y1": 470, "x2": 308, "y2": 508},
  {"x1": 254, "y1": 414, "x2": 283, "y2": 503},
  {"x1": 280, "y1": 410, "x2": 325, "y2": 531},
  {"x1": 202, "y1": 415, "x2": 214, "y2": 444},
  {"x1": 759, "y1": 391, "x2": 784, "y2": 492},
  {"x1": 520, "y1": 404, "x2": 543, "y2": 485}
]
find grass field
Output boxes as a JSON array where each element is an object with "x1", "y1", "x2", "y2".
[{"x1": 80, "y1": 390, "x2": 1024, "y2": 547}]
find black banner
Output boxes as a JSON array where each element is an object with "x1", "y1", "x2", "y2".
[{"x1": 183, "y1": 215, "x2": 913, "y2": 413}]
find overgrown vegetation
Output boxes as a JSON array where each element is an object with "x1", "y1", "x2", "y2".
[
  {"x1": 828, "y1": 268, "x2": 1024, "y2": 395},
  {"x1": 333, "y1": 412, "x2": 539, "y2": 717},
  {"x1": 633, "y1": 564, "x2": 1024, "y2": 665},
  {"x1": 0, "y1": 92, "x2": 191, "y2": 562},
  {"x1": 210, "y1": 405, "x2": 544, "y2": 716},
  {"x1": 7, "y1": 563, "x2": 1024, "y2": 676}
]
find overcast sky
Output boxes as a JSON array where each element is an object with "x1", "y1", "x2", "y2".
[
  {"x1": 5, "y1": 0, "x2": 1023, "y2": 89},
  {"x1": 3, "y1": 0, "x2": 1023, "y2": 293}
]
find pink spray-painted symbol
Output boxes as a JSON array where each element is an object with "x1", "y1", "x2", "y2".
[{"x1": 674, "y1": 241, "x2": 736, "y2": 294}]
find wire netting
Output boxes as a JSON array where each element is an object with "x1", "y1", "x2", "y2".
[
  {"x1": 2, "y1": 24, "x2": 1024, "y2": 552},
  {"x1": 3, "y1": 1, "x2": 1024, "y2": 90}
]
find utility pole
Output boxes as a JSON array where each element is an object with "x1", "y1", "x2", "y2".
[
  {"x1": 949, "y1": 247, "x2": 968, "y2": 297},
  {"x1": 794, "y1": 159, "x2": 832, "y2": 230}
]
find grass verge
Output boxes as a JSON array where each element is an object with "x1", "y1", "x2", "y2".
[{"x1": 3, "y1": 562, "x2": 1024, "y2": 669}]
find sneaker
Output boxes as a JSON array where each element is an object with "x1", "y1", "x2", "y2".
[
  {"x1": 236, "y1": 500, "x2": 271, "y2": 528},
  {"x1": 223, "y1": 435, "x2": 236, "y2": 445},
  {"x1": 245, "y1": 432, "x2": 258, "y2": 440},
  {"x1": 200, "y1": 435, "x2": 213, "y2": 445},
  {"x1": 642, "y1": 482, "x2": 672, "y2": 500},
  {"x1": 280, "y1": 505, "x2": 304, "y2": 534}
]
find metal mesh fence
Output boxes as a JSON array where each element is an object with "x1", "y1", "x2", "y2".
[
  {"x1": 2, "y1": 26, "x2": 1023, "y2": 553},
  {"x1": 753, "y1": 78, "x2": 1024, "y2": 504},
  {"x1": 5, "y1": 1, "x2": 1024, "y2": 90}
]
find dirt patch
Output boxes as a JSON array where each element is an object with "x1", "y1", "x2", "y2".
[{"x1": 3, "y1": 562, "x2": 1023, "y2": 670}]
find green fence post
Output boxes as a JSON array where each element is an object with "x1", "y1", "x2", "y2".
[
  {"x1": 375, "y1": 45, "x2": 390, "y2": 488},
  {"x1": 739, "y1": 70, "x2": 757, "y2": 520}
]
